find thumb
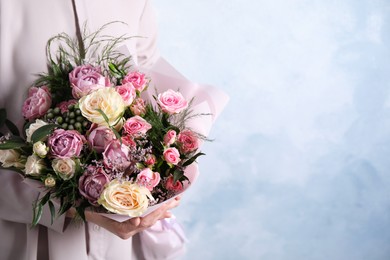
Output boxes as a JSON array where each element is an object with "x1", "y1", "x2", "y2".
[{"x1": 128, "y1": 217, "x2": 141, "y2": 227}]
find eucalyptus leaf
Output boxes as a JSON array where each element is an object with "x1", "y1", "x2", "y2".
[
  {"x1": 5, "y1": 119, "x2": 20, "y2": 136},
  {"x1": 0, "y1": 136, "x2": 28, "y2": 150},
  {"x1": 31, "y1": 124, "x2": 58, "y2": 143}
]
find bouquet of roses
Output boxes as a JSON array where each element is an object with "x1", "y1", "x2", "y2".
[{"x1": 0, "y1": 23, "x2": 206, "y2": 226}]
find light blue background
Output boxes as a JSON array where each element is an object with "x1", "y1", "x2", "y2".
[{"x1": 154, "y1": 1, "x2": 390, "y2": 259}]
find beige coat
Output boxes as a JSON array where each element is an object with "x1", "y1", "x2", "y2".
[{"x1": 0, "y1": 0, "x2": 160, "y2": 259}]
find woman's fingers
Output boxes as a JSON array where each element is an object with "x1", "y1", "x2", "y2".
[
  {"x1": 77, "y1": 195, "x2": 183, "y2": 239},
  {"x1": 165, "y1": 195, "x2": 181, "y2": 210}
]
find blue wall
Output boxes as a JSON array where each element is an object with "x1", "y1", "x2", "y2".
[{"x1": 154, "y1": 1, "x2": 390, "y2": 259}]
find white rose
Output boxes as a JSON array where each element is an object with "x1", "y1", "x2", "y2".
[
  {"x1": 52, "y1": 158, "x2": 76, "y2": 180},
  {"x1": 33, "y1": 141, "x2": 48, "y2": 158},
  {"x1": 0, "y1": 149, "x2": 24, "y2": 168},
  {"x1": 25, "y1": 154, "x2": 45, "y2": 176},
  {"x1": 79, "y1": 88, "x2": 125, "y2": 127},
  {"x1": 26, "y1": 119, "x2": 48, "y2": 143}
]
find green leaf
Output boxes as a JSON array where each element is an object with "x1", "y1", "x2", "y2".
[
  {"x1": 155, "y1": 159, "x2": 164, "y2": 171},
  {"x1": 83, "y1": 149, "x2": 98, "y2": 164},
  {"x1": 96, "y1": 109, "x2": 110, "y2": 125},
  {"x1": 112, "y1": 127, "x2": 122, "y2": 145},
  {"x1": 48, "y1": 200, "x2": 55, "y2": 225},
  {"x1": 32, "y1": 203, "x2": 43, "y2": 227},
  {"x1": 108, "y1": 62, "x2": 118, "y2": 72},
  {"x1": 76, "y1": 206, "x2": 86, "y2": 222},
  {"x1": 182, "y1": 174, "x2": 189, "y2": 182},
  {"x1": 173, "y1": 169, "x2": 184, "y2": 183},
  {"x1": 108, "y1": 63, "x2": 121, "y2": 76},
  {"x1": 31, "y1": 192, "x2": 52, "y2": 227},
  {"x1": 40, "y1": 192, "x2": 51, "y2": 206},
  {"x1": 31, "y1": 124, "x2": 58, "y2": 143},
  {"x1": 58, "y1": 200, "x2": 72, "y2": 216},
  {"x1": 95, "y1": 109, "x2": 122, "y2": 144},
  {"x1": 182, "y1": 152, "x2": 205, "y2": 167},
  {"x1": 0, "y1": 136, "x2": 28, "y2": 150},
  {"x1": 5, "y1": 119, "x2": 20, "y2": 136},
  {"x1": 74, "y1": 159, "x2": 82, "y2": 175},
  {"x1": 0, "y1": 108, "x2": 6, "y2": 128}
]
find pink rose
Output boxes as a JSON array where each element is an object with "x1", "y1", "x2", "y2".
[
  {"x1": 123, "y1": 116, "x2": 152, "y2": 137},
  {"x1": 130, "y1": 98, "x2": 146, "y2": 116},
  {"x1": 69, "y1": 65, "x2": 110, "y2": 98},
  {"x1": 69, "y1": 64, "x2": 101, "y2": 85},
  {"x1": 116, "y1": 83, "x2": 136, "y2": 106},
  {"x1": 121, "y1": 135, "x2": 136, "y2": 148},
  {"x1": 163, "y1": 130, "x2": 177, "y2": 146},
  {"x1": 177, "y1": 130, "x2": 199, "y2": 153},
  {"x1": 88, "y1": 126, "x2": 116, "y2": 153},
  {"x1": 157, "y1": 89, "x2": 188, "y2": 114},
  {"x1": 163, "y1": 147, "x2": 181, "y2": 165},
  {"x1": 103, "y1": 140, "x2": 131, "y2": 171},
  {"x1": 79, "y1": 165, "x2": 110, "y2": 205},
  {"x1": 136, "y1": 168, "x2": 161, "y2": 191},
  {"x1": 22, "y1": 86, "x2": 52, "y2": 120},
  {"x1": 122, "y1": 71, "x2": 147, "y2": 92},
  {"x1": 48, "y1": 129, "x2": 85, "y2": 158},
  {"x1": 165, "y1": 176, "x2": 183, "y2": 192},
  {"x1": 145, "y1": 154, "x2": 156, "y2": 166}
]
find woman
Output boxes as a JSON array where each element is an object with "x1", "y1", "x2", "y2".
[{"x1": 0, "y1": 0, "x2": 181, "y2": 259}]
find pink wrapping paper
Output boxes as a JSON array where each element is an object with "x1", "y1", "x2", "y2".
[{"x1": 99, "y1": 163, "x2": 199, "y2": 222}]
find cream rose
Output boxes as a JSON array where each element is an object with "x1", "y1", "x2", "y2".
[
  {"x1": 25, "y1": 154, "x2": 46, "y2": 176},
  {"x1": 0, "y1": 149, "x2": 25, "y2": 168},
  {"x1": 98, "y1": 180, "x2": 153, "y2": 217},
  {"x1": 44, "y1": 175, "x2": 56, "y2": 188},
  {"x1": 78, "y1": 88, "x2": 125, "y2": 127},
  {"x1": 33, "y1": 141, "x2": 48, "y2": 158},
  {"x1": 26, "y1": 119, "x2": 48, "y2": 143},
  {"x1": 52, "y1": 158, "x2": 76, "y2": 180}
]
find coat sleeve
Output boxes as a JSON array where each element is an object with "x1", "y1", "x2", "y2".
[
  {"x1": 0, "y1": 170, "x2": 66, "y2": 233},
  {"x1": 136, "y1": 0, "x2": 161, "y2": 69}
]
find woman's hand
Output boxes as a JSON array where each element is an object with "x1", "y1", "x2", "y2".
[{"x1": 66, "y1": 196, "x2": 181, "y2": 239}]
